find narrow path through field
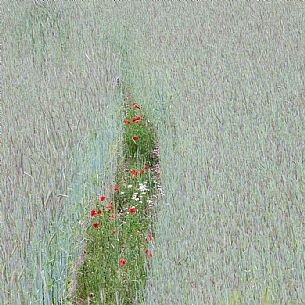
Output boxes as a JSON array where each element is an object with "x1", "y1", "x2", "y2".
[{"x1": 70, "y1": 81, "x2": 162, "y2": 305}]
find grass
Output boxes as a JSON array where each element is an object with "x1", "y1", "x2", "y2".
[{"x1": 73, "y1": 84, "x2": 159, "y2": 304}]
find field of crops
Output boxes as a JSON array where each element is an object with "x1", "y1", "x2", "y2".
[{"x1": 1, "y1": 1, "x2": 304, "y2": 304}]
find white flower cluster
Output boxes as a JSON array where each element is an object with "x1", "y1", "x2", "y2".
[
  {"x1": 139, "y1": 182, "x2": 149, "y2": 193},
  {"x1": 131, "y1": 192, "x2": 139, "y2": 201}
]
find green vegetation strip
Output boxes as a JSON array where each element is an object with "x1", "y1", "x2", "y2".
[{"x1": 74, "y1": 83, "x2": 160, "y2": 305}]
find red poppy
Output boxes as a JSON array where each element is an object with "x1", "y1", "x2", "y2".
[
  {"x1": 130, "y1": 169, "x2": 138, "y2": 176},
  {"x1": 144, "y1": 165, "x2": 150, "y2": 169},
  {"x1": 97, "y1": 209, "x2": 102, "y2": 214},
  {"x1": 91, "y1": 209, "x2": 96, "y2": 216},
  {"x1": 147, "y1": 233, "x2": 154, "y2": 240},
  {"x1": 140, "y1": 169, "x2": 145, "y2": 174},
  {"x1": 123, "y1": 119, "x2": 131, "y2": 124},
  {"x1": 132, "y1": 103, "x2": 141, "y2": 109},
  {"x1": 129, "y1": 207, "x2": 136, "y2": 213},
  {"x1": 133, "y1": 136, "x2": 139, "y2": 141},
  {"x1": 93, "y1": 223, "x2": 99, "y2": 228},
  {"x1": 149, "y1": 252, "x2": 153, "y2": 257},
  {"x1": 114, "y1": 185, "x2": 119, "y2": 191},
  {"x1": 145, "y1": 248, "x2": 149, "y2": 254},
  {"x1": 111, "y1": 213, "x2": 115, "y2": 219},
  {"x1": 132, "y1": 116, "x2": 141, "y2": 122},
  {"x1": 119, "y1": 259, "x2": 126, "y2": 265},
  {"x1": 108, "y1": 204, "x2": 113, "y2": 210},
  {"x1": 100, "y1": 196, "x2": 106, "y2": 201}
]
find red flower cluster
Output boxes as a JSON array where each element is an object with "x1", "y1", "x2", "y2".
[
  {"x1": 130, "y1": 169, "x2": 138, "y2": 176},
  {"x1": 130, "y1": 165, "x2": 151, "y2": 176},
  {"x1": 91, "y1": 209, "x2": 102, "y2": 216},
  {"x1": 89, "y1": 100, "x2": 157, "y2": 269},
  {"x1": 145, "y1": 248, "x2": 153, "y2": 257}
]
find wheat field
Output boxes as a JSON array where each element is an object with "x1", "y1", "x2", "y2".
[{"x1": 1, "y1": 1, "x2": 304, "y2": 304}]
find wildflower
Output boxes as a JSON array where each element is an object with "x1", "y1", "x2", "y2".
[
  {"x1": 144, "y1": 165, "x2": 150, "y2": 169},
  {"x1": 97, "y1": 209, "x2": 102, "y2": 214},
  {"x1": 93, "y1": 223, "x2": 99, "y2": 228},
  {"x1": 132, "y1": 193, "x2": 139, "y2": 201},
  {"x1": 127, "y1": 184, "x2": 133, "y2": 188},
  {"x1": 147, "y1": 233, "x2": 154, "y2": 240},
  {"x1": 145, "y1": 248, "x2": 149, "y2": 254},
  {"x1": 129, "y1": 207, "x2": 136, "y2": 213},
  {"x1": 112, "y1": 230, "x2": 117, "y2": 234},
  {"x1": 114, "y1": 185, "x2": 119, "y2": 191},
  {"x1": 120, "y1": 191, "x2": 125, "y2": 195},
  {"x1": 132, "y1": 117, "x2": 140, "y2": 122},
  {"x1": 133, "y1": 135, "x2": 139, "y2": 141},
  {"x1": 119, "y1": 259, "x2": 126, "y2": 265},
  {"x1": 123, "y1": 119, "x2": 131, "y2": 124},
  {"x1": 100, "y1": 196, "x2": 106, "y2": 201},
  {"x1": 130, "y1": 169, "x2": 138, "y2": 176},
  {"x1": 140, "y1": 169, "x2": 145, "y2": 174},
  {"x1": 139, "y1": 183, "x2": 149, "y2": 192},
  {"x1": 108, "y1": 204, "x2": 113, "y2": 210},
  {"x1": 132, "y1": 103, "x2": 141, "y2": 109},
  {"x1": 91, "y1": 209, "x2": 96, "y2": 216},
  {"x1": 111, "y1": 213, "x2": 115, "y2": 218},
  {"x1": 149, "y1": 251, "x2": 153, "y2": 257}
]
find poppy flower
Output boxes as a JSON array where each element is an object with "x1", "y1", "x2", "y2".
[
  {"x1": 132, "y1": 103, "x2": 141, "y2": 109},
  {"x1": 132, "y1": 116, "x2": 141, "y2": 122},
  {"x1": 144, "y1": 165, "x2": 150, "y2": 169},
  {"x1": 91, "y1": 209, "x2": 96, "y2": 216},
  {"x1": 149, "y1": 251, "x2": 153, "y2": 257},
  {"x1": 133, "y1": 136, "x2": 139, "y2": 141},
  {"x1": 108, "y1": 204, "x2": 113, "y2": 210},
  {"x1": 140, "y1": 169, "x2": 145, "y2": 174},
  {"x1": 145, "y1": 248, "x2": 149, "y2": 254},
  {"x1": 130, "y1": 169, "x2": 138, "y2": 176},
  {"x1": 114, "y1": 185, "x2": 119, "y2": 191},
  {"x1": 129, "y1": 207, "x2": 136, "y2": 213},
  {"x1": 100, "y1": 196, "x2": 106, "y2": 201},
  {"x1": 112, "y1": 230, "x2": 117, "y2": 234},
  {"x1": 147, "y1": 233, "x2": 154, "y2": 240},
  {"x1": 111, "y1": 213, "x2": 115, "y2": 218},
  {"x1": 93, "y1": 223, "x2": 99, "y2": 228},
  {"x1": 97, "y1": 209, "x2": 102, "y2": 214},
  {"x1": 119, "y1": 259, "x2": 126, "y2": 265},
  {"x1": 123, "y1": 120, "x2": 131, "y2": 124}
]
